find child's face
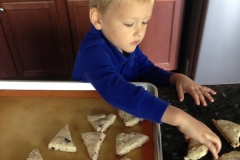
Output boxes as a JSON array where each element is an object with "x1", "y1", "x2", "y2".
[{"x1": 99, "y1": 1, "x2": 154, "y2": 53}]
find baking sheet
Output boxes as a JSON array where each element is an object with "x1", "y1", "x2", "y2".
[{"x1": 0, "y1": 82, "x2": 161, "y2": 160}]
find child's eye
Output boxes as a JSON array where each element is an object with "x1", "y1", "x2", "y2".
[
  {"x1": 124, "y1": 23, "x2": 134, "y2": 27},
  {"x1": 142, "y1": 21, "x2": 148, "y2": 25}
]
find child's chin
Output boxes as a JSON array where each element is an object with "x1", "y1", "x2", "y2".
[{"x1": 125, "y1": 47, "x2": 137, "y2": 53}]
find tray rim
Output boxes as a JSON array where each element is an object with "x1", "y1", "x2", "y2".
[{"x1": 0, "y1": 80, "x2": 163, "y2": 160}]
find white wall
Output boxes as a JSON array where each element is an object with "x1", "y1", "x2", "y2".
[{"x1": 194, "y1": 0, "x2": 240, "y2": 85}]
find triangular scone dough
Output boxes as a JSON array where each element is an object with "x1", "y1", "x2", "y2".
[
  {"x1": 48, "y1": 124, "x2": 77, "y2": 152},
  {"x1": 81, "y1": 132, "x2": 106, "y2": 160},
  {"x1": 87, "y1": 114, "x2": 116, "y2": 132},
  {"x1": 212, "y1": 119, "x2": 240, "y2": 148},
  {"x1": 120, "y1": 157, "x2": 132, "y2": 160},
  {"x1": 26, "y1": 149, "x2": 43, "y2": 160},
  {"x1": 216, "y1": 151, "x2": 240, "y2": 160},
  {"x1": 184, "y1": 138, "x2": 208, "y2": 160},
  {"x1": 118, "y1": 110, "x2": 143, "y2": 127},
  {"x1": 116, "y1": 132, "x2": 149, "y2": 156}
]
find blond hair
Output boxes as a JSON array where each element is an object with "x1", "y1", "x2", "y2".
[{"x1": 89, "y1": 0, "x2": 153, "y2": 13}]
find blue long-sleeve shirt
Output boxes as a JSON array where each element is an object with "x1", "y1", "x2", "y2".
[{"x1": 72, "y1": 25, "x2": 174, "y2": 123}]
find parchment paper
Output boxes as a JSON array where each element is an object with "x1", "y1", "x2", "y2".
[{"x1": 0, "y1": 94, "x2": 154, "y2": 160}]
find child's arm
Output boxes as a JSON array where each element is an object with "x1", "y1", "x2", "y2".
[
  {"x1": 161, "y1": 105, "x2": 221, "y2": 159},
  {"x1": 169, "y1": 73, "x2": 216, "y2": 106}
]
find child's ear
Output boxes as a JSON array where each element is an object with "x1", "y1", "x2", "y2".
[{"x1": 89, "y1": 7, "x2": 102, "y2": 30}]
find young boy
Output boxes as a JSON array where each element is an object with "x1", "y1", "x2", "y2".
[{"x1": 72, "y1": 0, "x2": 221, "y2": 158}]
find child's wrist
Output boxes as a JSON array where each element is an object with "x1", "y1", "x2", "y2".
[
  {"x1": 169, "y1": 73, "x2": 180, "y2": 85},
  {"x1": 161, "y1": 105, "x2": 186, "y2": 126}
]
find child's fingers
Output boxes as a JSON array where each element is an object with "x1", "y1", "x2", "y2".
[
  {"x1": 210, "y1": 133, "x2": 222, "y2": 153},
  {"x1": 203, "y1": 86, "x2": 217, "y2": 95},
  {"x1": 187, "y1": 89, "x2": 200, "y2": 105},
  {"x1": 184, "y1": 135, "x2": 190, "y2": 142},
  {"x1": 193, "y1": 86, "x2": 215, "y2": 106},
  {"x1": 196, "y1": 90, "x2": 207, "y2": 106},
  {"x1": 202, "y1": 91, "x2": 214, "y2": 103},
  {"x1": 205, "y1": 141, "x2": 219, "y2": 159},
  {"x1": 176, "y1": 84, "x2": 184, "y2": 102},
  {"x1": 199, "y1": 86, "x2": 216, "y2": 103},
  {"x1": 202, "y1": 133, "x2": 221, "y2": 159}
]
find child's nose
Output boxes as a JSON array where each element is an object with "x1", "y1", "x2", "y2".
[{"x1": 134, "y1": 25, "x2": 145, "y2": 37}]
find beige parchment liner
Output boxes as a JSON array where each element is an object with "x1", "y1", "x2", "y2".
[{"x1": 0, "y1": 91, "x2": 154, "y2": 160}]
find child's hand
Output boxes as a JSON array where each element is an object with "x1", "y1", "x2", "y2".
[
  {"x1": 162, "y1": 106, "x2": 221, "y2": 159},
  {"x1": 178, "y1": 114, "x2": 221, "y2": 159},
  {"x1": 170, "y1": 73, "x2": 216, "y2": 106}
]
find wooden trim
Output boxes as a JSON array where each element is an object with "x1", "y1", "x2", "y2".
[
  {"x1": 55, "y1": 0, "x2": 75, "y2": 76},
  {"x1": 0, "y1": 90, "x2": 101, "y2": 97},
  {"x1": 178, "y1": 0, "x2": 209, "y2": 78},
  {"x1": 190, "y1": 0, "x2": 209, "y2": 78}
]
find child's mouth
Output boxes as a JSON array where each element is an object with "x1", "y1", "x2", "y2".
[{"x1": 131, "y1": 41, "x2": 140, "y2": 45}]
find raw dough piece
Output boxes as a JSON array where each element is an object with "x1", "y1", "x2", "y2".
[
  {"x1": 48, "y1": 124, "x2": 77, "y2": 152},
  {"x1": 120, "y1": 156, "x2": 132, "y2": 160},
  {"x1": 81, "y1": 132, "x2": 106, "y2": 160},
  {"x1": 26, "y1": 149, "x2": 43, "y2": 160},
  {"x1": 184, "y1": 138, "x2": 208, "y2": 160},
  {"x1": 87, "y1": 114, "x2": 116, "y2": 132},
  {"x1": 118, "y1": 110, "x2": 143, "y2": 127},
  {"x1": 216, "y1": 151, "x2": 240, "y2": 160},
  {"x1": 116, "y1": 132, "x2": 149, "y2": 156},
  {"x1": 212, "y1": 119, "x2": 240, "y2": 148}
]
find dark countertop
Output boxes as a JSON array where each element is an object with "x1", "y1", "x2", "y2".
[{"x1": 157, "y1": 84, "x2": 240, "y2": 160}]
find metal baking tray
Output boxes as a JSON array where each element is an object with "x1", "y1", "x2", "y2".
[{"x1": 0, "y1": 81, "x2": 163, "y2": 160}]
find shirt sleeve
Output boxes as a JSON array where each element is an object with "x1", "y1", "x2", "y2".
[
  {"x1": 79, "y1": 46, "x2": 170, "y2": 123},
  {"x1": 135, "y1": 47, "x2": 174, "y2": 87}
]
